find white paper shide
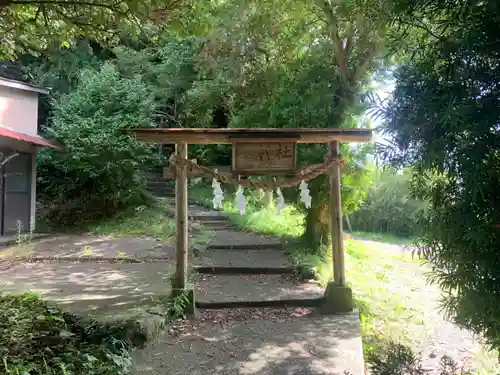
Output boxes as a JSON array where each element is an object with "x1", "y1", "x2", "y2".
[
  {"x1": 299, "y1": 180, "x2": 312, "y2": 209},
  {"x1": 212, "y1": 175, "x2": 224, "y2": 209},
  {"x1": 235, "y1": 185, "x2": 246, "y2": 215},
  {"x1": 276, "y1": 187, "x2": 285, "y2": 215}
]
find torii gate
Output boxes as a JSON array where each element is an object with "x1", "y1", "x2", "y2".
[{"x1": 131, "y1": 128, "x2": 372, "y2": 314}]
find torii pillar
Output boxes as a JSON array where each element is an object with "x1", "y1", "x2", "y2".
[{"x1": 320, "y1": 141, "x2": 354, "y2": 314}]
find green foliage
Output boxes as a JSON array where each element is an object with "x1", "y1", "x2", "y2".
[
  {"x1": 380, "y1": 0, "x2": 500, "y2": 352},
  {"x1": 0, "y1": 292, "x2": 145, "y2": 375},
  {"x1": 25, "y1": 41, "x2": 105, "y2": 97},
  {"x1": 0, "y1": 0, "x2": 185, "y2": 59},
  {"x1": 114, "y1": 36, "x2": 203, "y2": 127},
  {"x1": 349, "y1": 231, "x2": 414, "y2": 246},
  {"x1": 167, "y1": 291, "x2": 193, "y2": 318},
  {"x1": 367, "y1": 341, "x2": 473, "y2": 375},
  {"x1": 37, "y1": 63, "x2": 159, "y2": 225},
  {"x1": 85, "y1": 202, "x2": 176, "y2": 240},
  {"x1": 350, "y1": 169, "x2": 427, "y2": 237}
]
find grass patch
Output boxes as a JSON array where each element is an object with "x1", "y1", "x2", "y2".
[
  {"x1": 87, "y1": 198, "x2": 212, "y2": 253},
  {"x1": 87, "y1": 201, "x2": 176, "y2": 239},
  {"x1": 284, "y1": 235, "x2": 445, "y2": 358},
  {"x1": 1, "y1": 290, "x2": 197, "y2": 375},
  {"x1": 349, "y1": 231, "x2": 415, "y2": 246},
  {"x1": 225, "y1": 205, "x2": 304, "y2": 237},
  {"x1": 0, "y1": 292, "x2": 145, "y2": 375}
]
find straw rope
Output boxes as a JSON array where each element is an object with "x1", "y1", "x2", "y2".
[{"x1": 169, "y1": 154, "x2": 343, "y2": 190}]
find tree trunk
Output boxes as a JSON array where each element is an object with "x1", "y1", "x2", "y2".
[
  {"x1": 262, "y1": 190, "x2": 274, "y2": 208},
  {"x1": 345, "y1": 215, "x2": 352, "y2": 232},
  {"x1": 303, "y1": 194, "x2": 330, "y2": 248}
]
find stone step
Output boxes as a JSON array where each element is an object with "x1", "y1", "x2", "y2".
[
  {"x1": 194, "y1": 248, "x2": 290, "y2": 268},
  {"x1": 148, "y1": 189, "x2": 175, "y2": 198},
  {"x1": 195, "y1": 274, "x2": 324, "y2": 308},
  {"x1": 146, "y1": 180, "x2": 173, "y2": 187},
  {"x1": 208, "y1": 243, "x2": 284, "y2": 250},
  {"x1": 210, "y1": 230, "x2": 283, "y2": 249},
  {"x1": 199, "y1": 221, "x2": 235, "y2": 229},
  {"x1": 147, "y1": 184, "x2": 173, "y2": 191},
  {"x1": 193, "y1": 266, "x2": 295, "y2": 275},
  {"x1": 133, "y1": 310, "x2": 364, "y2": 375},
  {"x1": 189, "y1": 214, "x2": 228, "y2": 221}
]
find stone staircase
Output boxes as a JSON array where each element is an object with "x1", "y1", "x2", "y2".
[
  {"x1": 146, "y1": 168, "x2": 174, "y2": 198},
  {"x1": 133, "y1": 200, "x2": 365, "y2": 375},
  {"x1": 187, "y1": 204, "x2": 325, "y2": 310}
]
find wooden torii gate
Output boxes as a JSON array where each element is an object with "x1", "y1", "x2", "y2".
[{"x1": 132, "y1": 128, "x2": 372, "y2": 313}]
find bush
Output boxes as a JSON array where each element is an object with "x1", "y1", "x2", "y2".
[
  {"x1": 37, "y1": 63, "x2": 160, "y2": 225},
  {"x1": 349, "y1": 169, "x2": 427, "y2": 237},
  {"x1": 0, "y1": 292, "x2": 146, "y2": 375},
  {"x1": 367, "y1": 341, "x2": 474, "y2": 375}
]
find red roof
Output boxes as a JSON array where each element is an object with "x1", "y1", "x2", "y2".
[{"x1": 0, "y1": 127, "x2": 60, "y2": 149}]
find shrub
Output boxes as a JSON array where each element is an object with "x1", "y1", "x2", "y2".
[
  {"x1": 37, "y1": 63, "x2": 160, "y2": 225},
  {"x1": 0, "y1": 292, "x2": 146, "y2": 375},
  {"x1": 349, "y1": 169, "x2": 427, "y2": 237},
  {"x1": 367, "y1": 341, "x2": 474, "y2": 375}
]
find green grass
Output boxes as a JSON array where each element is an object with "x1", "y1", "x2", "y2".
[
  {"x1": 348, "y1": 231, "x2": 416, "y2": 246},
  {"x1": 188, "y1": 183, "x2": 304, "y2": 236},
  {"x1": 0, "y1": 290, "x2": 196, "y2": 375},
  {"x1": 0, "y1": 292, "x2": 141, "y2": 375},
  {"x1": 86, "y1": 198, "x2": 213, "y2": 253},
  {"x1": 189, "y1": 185, "x2": 498, "y2": 372},
  {"x1": 87, "y1": 200, "x2": 176, "y2": 239}
]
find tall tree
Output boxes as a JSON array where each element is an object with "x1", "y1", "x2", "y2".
[
  {"x1": 196, "y1": 0, "x2": 401, "y2": 246},
  {"x1": 379, "y1": 0, "x2": 500, "y2": 353}
]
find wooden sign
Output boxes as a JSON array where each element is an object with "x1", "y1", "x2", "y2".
[{"x1": 232, "y1": 142, "x2": 296, "y2": 173}]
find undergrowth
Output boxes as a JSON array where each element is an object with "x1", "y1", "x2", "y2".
[
  {"x1": 0, "y1": 292, "x2": 144, "y2": 375},
  {"x1": 0, "y1": 289, "x2": 194, "y2": 375},
  {"x1": 87, "y1": 201, "x2": 176, "y2": 239},
  {"x1": 367, "y1": 341, "x2": 478, "y2": 375}
]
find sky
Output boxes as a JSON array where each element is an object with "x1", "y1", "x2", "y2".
[{"x1": 366, "y1": 79, "x2": 395, "y2": 144}]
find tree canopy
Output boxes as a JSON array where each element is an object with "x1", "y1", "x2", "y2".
[{"x1": 0, "y1": 0, "x2": 185, "y2": 58}]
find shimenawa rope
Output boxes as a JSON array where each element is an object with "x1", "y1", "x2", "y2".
[{"x1": 168, "y1": 154, "x2": 343, "y2": 190}]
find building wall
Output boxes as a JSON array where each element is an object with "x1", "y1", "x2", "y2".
[{"x1": 0, "y1": 85, "x2": 39, "y2": 136}]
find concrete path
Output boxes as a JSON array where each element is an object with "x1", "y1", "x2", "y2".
[
  {"x1": 0, "y1": 261, "x2": 173, "y2": 320},
  {"x1": 0, "y1": 234, "x2": 180, "y2": 260},
  {"x1": 133, "y1": 309, "x2": 362, "y2": 375},
  {"x1": 0, "y1": 231, "x2": 182, "y2": 340},
  {"x1": 194, "y1": 248, "x2": 290, "y2": 268}
]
